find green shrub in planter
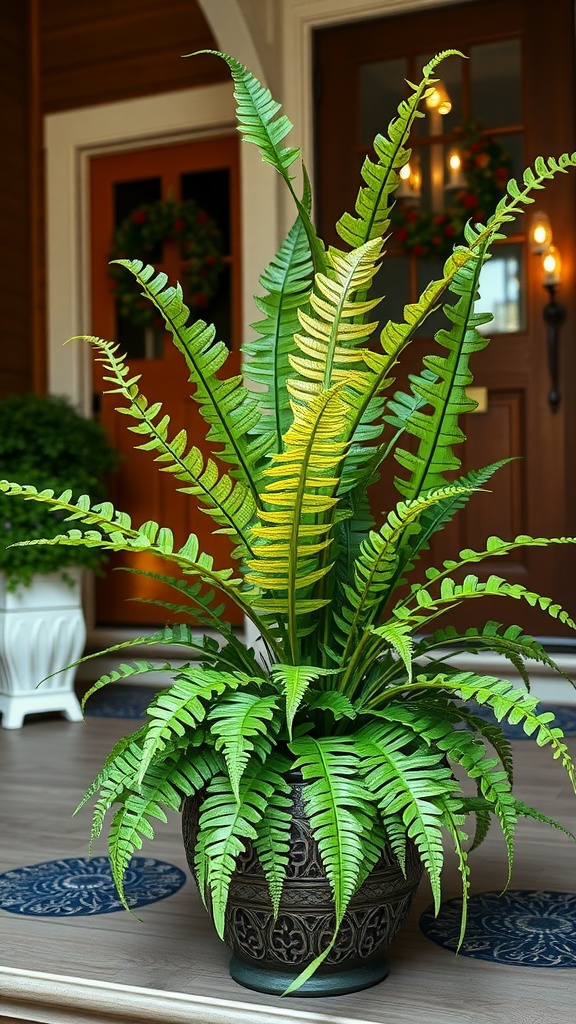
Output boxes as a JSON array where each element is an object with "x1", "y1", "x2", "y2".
[{"x1": 0, "y1": 393, "x2": 118, "y2": 588}]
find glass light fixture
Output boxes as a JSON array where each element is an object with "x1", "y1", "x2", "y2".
[
  {"x1": 425, "y1": 80, "x2": 452, "y2": 115},
  {"x1": 542, "y1": 245, "x2": 562, "y2": 286},
  {"x1": 529, "y1": 211, "x2": 553, "y2": 254},
  {"x1": 446, "y1": 147, "x2": 465, "y2": 189},
  {"x1": 396, "y1": 156, "x2": 421, "y2": 200}
]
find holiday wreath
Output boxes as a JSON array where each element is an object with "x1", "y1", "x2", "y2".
[
  {"x1": 391, "y1": 121, "x2": 513, "y2": 260},
  {"x1": 109, "y1": 198, "x2": 225, "y2": 330}
]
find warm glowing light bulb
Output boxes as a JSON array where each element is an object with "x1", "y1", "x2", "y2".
[
  {"x1": 426, "y1": 81, "x2": 452, "y2": 115},
  {"x1": 542, "y1": 245, "x2": 562, "y2": 285},
  {"x1": 449, "y1": 152, "x2": 461, "y2": 171},
  {"x1": 529, "y1": 211, "x2": 553, "y2": 254},
  {"x1": 399, "y1": 163, "x2": 411, "y2": 181}
]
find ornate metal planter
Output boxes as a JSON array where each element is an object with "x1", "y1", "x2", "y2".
[{"x1": 182, "y1": 773, "x2": 423, "y2": 997}]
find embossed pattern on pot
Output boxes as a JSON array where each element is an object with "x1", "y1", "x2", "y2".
[{"x1": 182, "y1": 776, "x2": 423, "y2": 996}]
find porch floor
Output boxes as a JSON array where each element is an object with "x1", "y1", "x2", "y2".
[{"x1": 0, "y1": 713, "x2": 574, "y2": 1024}]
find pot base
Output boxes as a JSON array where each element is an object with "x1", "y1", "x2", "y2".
[{"x1": 229, "y1": 955, "x2": 389, "y2": 997}]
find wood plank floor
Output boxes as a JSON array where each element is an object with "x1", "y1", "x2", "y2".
[{"x1": 0, "y1": 713, "x2": 575, "y2": 1023}]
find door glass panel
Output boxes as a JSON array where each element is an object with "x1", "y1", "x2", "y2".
[
  {"x1": 477, "y1": 243, "x2": 525, "y2": 334},
  {"x1": 181, "y1": 168, "x2": 232, "y2": 346},
  {"x1": 359, "y1": 58, "x2": 406, "y2": 146},
  {"x1": 415, "y1": 257, "x2": 447, "y2": 338},
  {"x1": 375, "y1": 255, "x2": 410, "y2": 326},
  {"x1": 416, "y1": 51, "x2": 463, "y2": 135},
  {"x1": 470, "y1": 40, "x2": 522, "y2": 127},
  {"x1": 113, "y1": 176, "x2": 163, "y2": 360}
]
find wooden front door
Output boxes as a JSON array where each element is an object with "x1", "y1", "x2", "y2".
[
  {"x1": 314, "y1": 0, "x2": 576, "y2": 637},
  {"x1": 90, "y1": 135, "x2": 242, "y2": 626}
]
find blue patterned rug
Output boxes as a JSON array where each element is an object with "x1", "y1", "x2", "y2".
[
  {"x1": 460, "y1": 701, "x2": 576, "y2": 739},
  {"x1": 83, "y1": 684, "x2": 154, "y2": 719},
  {"x1": 83, "y1": 686, "x2": 576, "y2": 736},
  {"x1": 0, "y1": 856, "x2": 186, "y2": 916},
  {"x1": 420, "y1": 890, "x2": 576, "y2": 967}
]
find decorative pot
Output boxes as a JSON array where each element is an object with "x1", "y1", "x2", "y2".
[
  {"x1": 182, "y1": 773, "x2": 423, "y2": 997},
  {"x1": 0, "y1": 570, "x2": 85, "y2": 729}
]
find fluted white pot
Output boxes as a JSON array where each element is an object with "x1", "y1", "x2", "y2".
[{"x1": 0, "y1": 570, "x2": 85, "y2": 729}]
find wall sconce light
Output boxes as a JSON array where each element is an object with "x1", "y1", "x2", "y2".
[
  {"x1": 446, "y1": 147, "x2": 465, "y2": 189},
  {"x1": 529, "y1": 211, "x2": 553, "y2": 254},
  {"x1": 397, "y1": 154, "x2": 422, "y2": 201},
  {"x1": 531, "y1": 216, "x2": 566, "y2": 413},
  {"x1": 425, "y1": 80, "x2": 452, "y2": 116}
]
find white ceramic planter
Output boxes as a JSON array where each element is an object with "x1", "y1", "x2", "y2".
[{"x1": 0, "y1": 570, "x2": 85, "y2": 729}]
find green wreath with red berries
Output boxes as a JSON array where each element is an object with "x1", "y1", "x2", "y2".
[
  {"x1": 109, "y1": 198, "x2": 225, "y2": 330},
  {"x1": 391, "y1": 121, "x2": 513, "y2": 260}
]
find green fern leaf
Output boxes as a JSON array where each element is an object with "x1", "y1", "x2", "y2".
[
  {"x1": 337, "y1": 50, "x2": 464, "y2": 248},
  {"x1": 137, "y1": 667, "x2": 253, "y2": 784},
  {"x1": 289, "y1": 735, "x2": 382, "y2": 926},
  {"x1": 208, "y1": 691, "x2": 280, "y2": 800},
  {"x1": 197, "y1": 760, "x2": 285, "y2": 938},
  {"x1": 359, "y1": 719, "x2": 459, "y2": 912},
  {"x1": 243, "y1": 209, "x2": 314, "y2": 454},
  {"x1": 270, "y1": 663, "x2": 325, "y2": 736},
  {"x1": 251, "y1": 753, "x2": 293, "y2": 917}
]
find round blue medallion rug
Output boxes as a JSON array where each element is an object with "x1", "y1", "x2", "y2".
[
  {"x1": 420, "y1": 890, "x2": 576, "y2": 967},
  {"x1": 0, "y1": 856, "x2": 186, "y2": 917}
]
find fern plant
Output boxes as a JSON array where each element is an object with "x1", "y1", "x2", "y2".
[{"x1": 2, "y1": 50, "x2": 576, "y2": 995}]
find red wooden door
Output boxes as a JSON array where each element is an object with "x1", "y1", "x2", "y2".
[
  {"x1": 314, "y1": 0, "x2": 576, "y2": 636},
  {"x1": 90, "y1": 135, "x2": 242, "y2": 626}
]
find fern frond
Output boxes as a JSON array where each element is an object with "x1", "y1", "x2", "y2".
[
  {"x1": 137, "y1": 667, "x2": 254, "y2": 784},
  {"x1": 84, "y1": 333, "x2": 257, "y2": 556},
  {"x1": 335, "y1": 483, "x2": 477, "y2": 664},
  {"x1": 91, "y1": 262, "x2": 268, "y2": 505},
  {"x1": 270, "y1": 663, "x2": 327, "y2": 737},
  {"x1": 197, "y1": 759, "x2": 287, "y2": 938},
  {"x1": 359, "y1": 719, "x2": 458, "y2": 913},
  {"x1": 289, "y1": 735, "x2": 382, "y2": 925},
  {"x1": 243, "y1": 208, "x2": 314, "y2": 454},
  {"x1": 208, "y1": 691, "x2": 280, "y2": 800},
  {"x1": 337, "y1": 50, "x2": 464, "y2": 248},
  {"x1": 246, "y1": 386, "x2": 350, "y2": 659},
  {"x1": 251, "y1": 753, "x2": 293, "y2": 917},
  {"x1": 198, "y1": 51, "x2": 326, "y2": 275},
  {"x1": 417, "y1": 620, "x2": 574, "y2": 689},
  {"x1": 393, "y1": 238, "x2": 491, "y2": 499}
]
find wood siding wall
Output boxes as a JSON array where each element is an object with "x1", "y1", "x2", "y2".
[
  {"x1": 39, "y1": 0, "x2": 227, "y2": 113},
  {"x1": 0, "y1": 5, "x2": 34, "y2": 396}
]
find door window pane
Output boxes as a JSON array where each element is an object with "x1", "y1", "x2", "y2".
[
  {"x1": 416, "y1": 51, "x2": 463, "y2": 135},
  {"x1": 477, "y1": 243, "x2": 525, "y2": 334},
  {"x1": 181, "y1": 168, "x2": 232, "y2": 346},
  {"x1": 113, "y1": 176, "x2": 163, "y2": 359},
  {"x1": 470, "y1": 40, "x2": 522, "y2": 128},
  {"x1": 359, "y1": 58, "x2": 407, "y2": 146}
]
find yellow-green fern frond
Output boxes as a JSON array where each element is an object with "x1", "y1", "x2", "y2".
[{"x1": 247, "y1": 388, "x2": 349, "y2": 659}]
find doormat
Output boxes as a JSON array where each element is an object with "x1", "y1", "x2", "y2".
[
  {"x1": 83, "y1": 684, "x2": 154, "y2": 719},
  {"x1": 0, "y1": 856, "x2": 186, "y2": 916},
  {"x1": 462, "y1": 703, "x2": 576, "y2": 739},
  {"x1": 420, "y1": 890, "x2": 576, "y2": 967}
]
